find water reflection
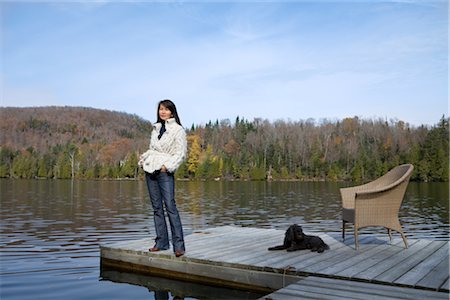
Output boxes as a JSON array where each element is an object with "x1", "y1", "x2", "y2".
[
  {"x1": 175, "y1": 181, "x2": 344, "y2": 231},
  {"x1": 175, "y1": 180, "x2": 449, "y2": 239},
  {"x1": 0, "y1": 179, "x2": 448, "y2": 300},
  {"x1": 100, "y1": 266, "x2": 265, "y2": 300}
]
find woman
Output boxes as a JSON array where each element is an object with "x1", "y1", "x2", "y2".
[{"x1": 139, "y1": 99, "x2": 187, "y2": 257}]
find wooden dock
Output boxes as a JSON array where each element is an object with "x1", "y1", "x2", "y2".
[{"x1": 100, "y1": 226, "x2": 449, "y2": 299}]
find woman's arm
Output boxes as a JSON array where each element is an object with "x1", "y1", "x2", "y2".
[{"x1": 164, "y1": 129, "x2": 187, "y2": 173}]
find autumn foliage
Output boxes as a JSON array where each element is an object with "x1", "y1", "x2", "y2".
[
  {"x1": 0, "y1": 107, "x2": 448, "y2": 182},
  {"x1": 1, "y1": 107, "x2": 150, "y2": 179}
]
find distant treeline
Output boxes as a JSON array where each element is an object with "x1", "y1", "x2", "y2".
[{"x1": 0, "y1": 107, "x2": 448, "y2": 182}]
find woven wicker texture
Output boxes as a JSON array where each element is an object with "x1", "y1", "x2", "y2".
[{"x1": 340, "y1": 164, "x2": 414, "y2": 250}]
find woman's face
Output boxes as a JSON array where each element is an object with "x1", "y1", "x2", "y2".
[{"x1": 159, "y1": 104, "x2": 172, "y2": 121}]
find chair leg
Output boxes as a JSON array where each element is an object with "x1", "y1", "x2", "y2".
[
  {"x1": 400, "y1": 232, "x2": 408, "y2": 249},
  {"x1": 354, "y1": 228, "x2": 359, "y2": 250},
  {"x1": 387, "y1": 228, "x2": 392, "y2": 242},
  {"x1": 342, "y1": 220, "x2": 346, "y2": 240}
]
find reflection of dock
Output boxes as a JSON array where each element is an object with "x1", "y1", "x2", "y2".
[
  {"x1": 101, "y1": 267, "x2": 264, "y2": 299},
  {"x1": 100, "y1": 226, "x2": 449, "y2": 299}
]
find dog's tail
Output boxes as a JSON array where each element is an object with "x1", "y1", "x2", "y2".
[
  {"x1": 317, "y1": 243, "x2": 330, "y2": 253},
  {"x1": 322, "y1": 243, "x2": 330, "y2": 252}
]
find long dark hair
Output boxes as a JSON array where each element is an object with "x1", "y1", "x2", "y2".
[{"x1": 156, "y1": 99, "x2": 182, "y2": 126}]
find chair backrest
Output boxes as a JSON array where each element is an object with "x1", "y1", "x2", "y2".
[{"x1": 366, "y1": 164, "x2": 414, "y2": 190}]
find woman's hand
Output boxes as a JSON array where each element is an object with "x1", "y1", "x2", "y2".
[
  {"x1": 138, "y1": 153, "x2": 148, "y2": 167},
  {"x1": 138, "y1": 157, "x2": 144, "y2": 167},
  {"x1": 160, "y1": 165, "x2": 167, "y2": 173}
]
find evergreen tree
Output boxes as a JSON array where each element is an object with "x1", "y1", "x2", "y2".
[
  {"x1": 37, "y1": 157, "x2": 47, "y2": 178},
  {"x1": 0, "y1": 147, "x2": 14, "y2": 178},
  {"x1": 121, "y1": 152, "x2": 138, "y2": 178},
  {"x1": 1, "y1": 108, "x2": 448, "y2": 182},
  {"x1": 421, "y1": 116, "x2": 449, "y2": 181},
  {"x1": 54, "y1": 152, "x2": 71, "y2": 179}
]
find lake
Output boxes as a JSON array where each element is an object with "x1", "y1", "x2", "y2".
[{"x1": 1, "y1": 179, "x2": 448, "y2": 299}]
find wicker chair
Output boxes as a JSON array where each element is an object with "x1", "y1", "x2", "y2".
[{"x1": 341, "y1": 164, "x2": 414, "y2": 250}]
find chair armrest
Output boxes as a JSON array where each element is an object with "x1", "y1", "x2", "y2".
[
  {"x1": 340, "y1": 187, "x2": 357, "y2": 209},
  {"x1": 340, "y1": 181, "x2": 384, "y2": 208}
]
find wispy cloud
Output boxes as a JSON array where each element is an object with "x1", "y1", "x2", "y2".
[{"x1": 1, "y1": 1, "x2": 447, "y2": 126}]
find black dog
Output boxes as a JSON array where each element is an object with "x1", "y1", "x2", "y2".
[{"x1": 268, "y1": 224, "x2": 329, "y2": 253}]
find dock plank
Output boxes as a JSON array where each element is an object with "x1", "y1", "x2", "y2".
[
  {"x1": 354, "y1": 238, "x2": 434, "y2": 280},
  {"x1": 416, "y1": 253, "x2": 449, "y2": 291},
  {"x1": 176, "y1": 226, "x2": 258, "y2": 256},
  {"x1": 220, "y1": 236, "x2": 289, "y2": 265},
  {"x1": 336, "y1": 239, "x2": 421, "y2": 278},
  {"x1": 267, "y1": 286, "x2": 355, "y2": 300},
  {"x1": 255, "y1": 234, "x2": 357, "y2": 271},
  {"x1": 289, "y1": 236, "x2": 375, "y2": 272},
  {"x1": 441, "y1": 278, "x2": 450, "y2": 292},
  {"x1": 191, "y1": 232, "x2": 281, "y2": 261},
  {"x1": 308, "y1": 240, "x2": 403, "y2": 275},
  {"x1": 261, "y1": 276, "x2": 449, "y2": 300},
  {"x1": 394, "y1": 241, "x2": 448, "y2": 287},
  {"x1": 186, "y1": 231, "x2": 268, "y2": 258},
  {"x1": 280, "y1": 281, "x2": 386, "y2": 300},
  {"x1": 300, "y1": 236, "x2": 392, "y2": 274},
  {"x1": 319, "y1": 239, "x2": 406, "y2": 276},
  {"x1": 100, "y1": 225, "x2": 450, "y2": 297},
  {"x1": 374, "y1": 240, "x2": 445, "y2": 283}
]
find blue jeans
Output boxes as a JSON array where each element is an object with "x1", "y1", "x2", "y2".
[{"x1": 145, "y1": 172, "x2": 185, "y2": 252}]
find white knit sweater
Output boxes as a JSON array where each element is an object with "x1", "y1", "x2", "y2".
[{"x1": 139, "y1": 118, "x2": 187, "y2": 174}]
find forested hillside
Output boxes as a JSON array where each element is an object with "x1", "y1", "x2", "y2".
[
  {"x1": 1, "y1": 106, "x2": 448, "y2": 182},
  {"x1": 185, "y1": 116, "x2": 448, "y2": 182},
  {"x1": 1, "y1": 107, "x2": 152, "y2": 179}
]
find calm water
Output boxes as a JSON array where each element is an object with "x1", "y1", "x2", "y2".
[{"x1": 1, "y1": 179, "x2": 449, "y2": 300}]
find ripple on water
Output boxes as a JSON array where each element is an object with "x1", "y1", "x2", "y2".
[{"x1": 0, "y1": 179, "x2": 448, "y2": 300}]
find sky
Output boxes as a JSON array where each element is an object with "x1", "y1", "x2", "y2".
[{"x1": 1, "y1": 0, "x2": 448, "y2": 127}]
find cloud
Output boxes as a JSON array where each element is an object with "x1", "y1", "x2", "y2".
[{"x1": 1, "y1": 1, "x2": 446, "y2": 127}]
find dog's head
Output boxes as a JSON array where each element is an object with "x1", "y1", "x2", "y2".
[{"x1": 288, "y1": 224, "x2": 305, "y2": 241}]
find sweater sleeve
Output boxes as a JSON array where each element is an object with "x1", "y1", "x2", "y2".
[{"x1": 164, "y1": 128, "x2": 187, "y2": 173}]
